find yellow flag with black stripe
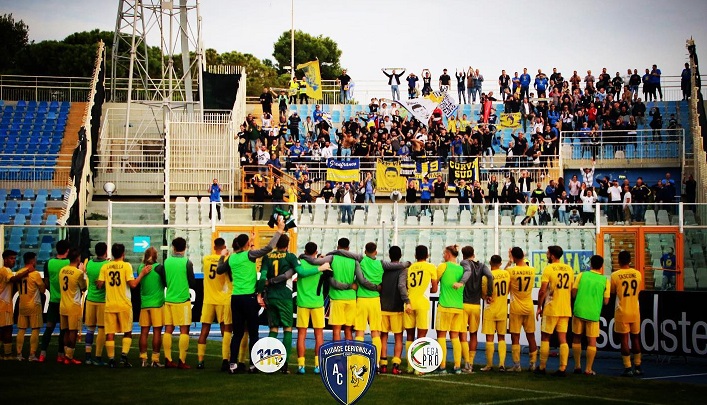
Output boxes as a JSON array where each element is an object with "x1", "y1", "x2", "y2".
[{"x1": 297, "y1": 60, "x2": 323, "y2": 100}]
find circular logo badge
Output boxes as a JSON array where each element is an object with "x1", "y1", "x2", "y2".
[
  {"x1": 407, "y1": 337, "x2": 442, "y2": 374},
  {"x1": 251, "y1": 337, "x2": 287, "y2": 373}
]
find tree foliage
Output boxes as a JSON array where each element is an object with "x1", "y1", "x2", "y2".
[
  {"x1": 206, "y1": 48, "x2": 287, "y2": 96},
  {"x1": 272, "y1": 30, "x2": 342, "y2": 79},
  {"x1": 0, "y1": 14, "x2": 30, "y2": 72}
]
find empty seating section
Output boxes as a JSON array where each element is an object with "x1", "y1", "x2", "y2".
[
  {"x1": 2, "y1": 187, "x2": 64, "y2": 268},
  {"x1": 0, "y1": 100, "x2": 70, "y2": 180}
]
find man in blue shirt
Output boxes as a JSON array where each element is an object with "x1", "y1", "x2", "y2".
[
  {"x1": 209, "y1": 178, "x2": 222, "y2": 221},
  {"x1": 650, "y1": 64, "x2": 662, "y2": 101},
  {"x1": 312, "y1": 105, "x2": 323, "y2": 136},
  {"x1": 289, "y1": 140, "x2": 304, "y2": 165},
  {"x1": 547, "y1": 104, "x2": 560, "y2": 127},
  {"x1": 534, "y1": 71, "x2": 548, "y2": 98},
  {"x1": 519, "y1": 68, "x2": 531, "y2": 100},
  {"x1": 660, "y1": 248, "x2": 676, "y2": 290},
  {"x1": 420, "y1": 176, "x2": 432, "y2": 216}
]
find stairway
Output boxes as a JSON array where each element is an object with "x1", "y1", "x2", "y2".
[{"x1": 55, "y1": 102, "x2": 87, "y2": 186}]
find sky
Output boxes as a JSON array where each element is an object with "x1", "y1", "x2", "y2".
[{"x1": 4, "y1": 0, "x2": 707, "y2": 87}]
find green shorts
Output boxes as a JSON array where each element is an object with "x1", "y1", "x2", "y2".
[
  {"x1": 267, "y1": 298, "x2": 294, "y2": 328},
  {"x1": 47, "y1": 301, "x2": 60, "y2": 324}
]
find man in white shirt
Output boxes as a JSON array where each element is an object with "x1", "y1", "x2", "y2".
[
  {"x1": 607, "y1": 179, "x2": 622, "y2": 224},
  {"x1": 340, "y1": 183, "x2": 353, "y2": 224},
  {"x1": 415, "y1": 128, "x2": 428, "y2": 143},
  {"x1": 257, "y1": 145, "x2": 270, "y2": 175},
  {"x1": 321, "y1": 141, "x2": 335, "y2": 160},
  {"x1": 580, "y1": 160, "x2": 596, "y2": 187}
]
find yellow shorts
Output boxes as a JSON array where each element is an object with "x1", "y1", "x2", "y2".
[
  {"x1": 296, "y1": 307, "x2": 325, "y2": 329},
  {"x1": 105, "y1": 310, "x2": 133, "y2": 334},
  {"x1": 18, "y1": 307, "x2": 42, "y2": 329},
  {"x1": 435, "y1": 307, "x2": 464, "y2": 332},
  {"x1": 164, "y1": 302, "x2": 192, "y2": 327},
  {"x1": 403, "y1": 299, "x2": 429, "y2": 330},
  {"x1": 139, "y1": 307, "x2": 164, "y2": 327},
  {"x1": 381, "y1": 312, "x2": 404, "y2": 334},
  {"x1": 509, "y1": 313, "x2": 536, "y2": 334},
  {"x1": 482, "y1": 316, "x2": 507, "y2": 335},
  {"x1": 614, "y1": 321, "x2": 641, "y2": 335},
  {"x1": 463, "y1": 304, "x2": 481, "y2": 333},
  {"x1": 84, "y1": 301, "x2": 105, "y2": 327},
  {"x1": 329, "y1": 299, "x2": 356, "y2": 326},
  {"x1": 200, "y1": 303, "x2": 232, "y2": 325},
  {"x1": 541, "y1": 316, "x2": 569, "y2": 334},
  {"x1": 0, "y1": 311, "x2": 13, "y2": 327},
  {"x1": 572, "y1": 317, "x2": 600, "y2": 338},
  {"x1": 355, "y1": 297, "x2": 382, "y2": 332},
  {"x1": 60, "y1": 313, "x2": 81, "y2": 331}
]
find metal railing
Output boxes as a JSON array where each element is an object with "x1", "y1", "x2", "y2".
[{"x1": 561, "y1": 128, "x2": 684, "y2": 166}]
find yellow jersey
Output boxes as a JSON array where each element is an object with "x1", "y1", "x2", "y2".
[
  {"x1": 407, "y1": 261, "x2": 437, "y2": 305},
  {"x1": 507, "y1": 265, "x2": 535, "y2": 316},
  {"x1": 0, "y1": 267, "x2": 14, "y2": 313},
  {"x1": 482, "y1": 269, "x2": 510, "y2": 321},
  {"x1": 99, "y1": 261, "x2": 135, "y2": 313},
  {"x1": 17, "y1": 269, "x2": 44, "y2": 311},
  {"x1": 541, "y1": 262, "x2": 574, "y2": 317},
  {"x1": 203, "y1": 254, "x2": 232, "y2": 306},
  {"x1": 610, "y1": 268, "x2": 642, "y2": 323},
  {"x1": 59, "y1": 265, "x2": 86, "y2": 316}
]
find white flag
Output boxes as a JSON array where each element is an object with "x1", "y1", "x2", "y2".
[
  {"x1": 395, "y1": 97, "x2": 439, "y2": 125},
  {"x1": 438, "y1": 92, "x2": 459, "y2": 118}
]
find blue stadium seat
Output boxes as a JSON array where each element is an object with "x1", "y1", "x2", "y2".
[
  {"x1": 41, "y1": 235, "x2": 54, "y2": 245},
  {"x1": 16, "y1": 100, "x2": 27, "y2": 108},
  {"x1": 30, "y1": 214, "x2": 43, "y2": 225},
  {"x1": 9, "y1": 189, "x2": 22, "y2": 200},
  {"x1": 49, "y1": 100, "x2": 59, "y2": 109},
  {"x1": 24, "y1": 233, "x2": 39, "y2": 248},
  {"x1": 0, "y1": 213, "x2": 9, "y2": 225},
  {"x1": 10, "y1": 227, "x2": 23, "y2": 238},
  {"x1": 13, "y1": 214, "x2": 26, "y2": 225},
  {"x1": 23, "y1": 189, "x2": 35, "y2": 200},
  {"x1": 37, "y1": 247, "x2": 51, "y2": 263},
  {"x1": 49, "y1": 189, "x2": 63, "y2": 201}
]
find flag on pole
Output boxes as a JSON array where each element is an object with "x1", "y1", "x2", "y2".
[{"x1": 297, "y1": 60, "x2": 323, "y2": 100}]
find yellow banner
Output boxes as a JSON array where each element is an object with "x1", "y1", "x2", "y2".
[
  {"x1": 499, "y1": 112, "x2": 522, "y2": 129},
  {"x1": 296, "y1": 60, "x2": 323, "y2": 100},
  {"x1": 376, "y1": 159, "x2": 408, "y2": 192}
]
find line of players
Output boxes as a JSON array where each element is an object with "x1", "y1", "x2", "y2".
[{"x1": 0, "y1": 219, "x2": 643, "y2": 376}]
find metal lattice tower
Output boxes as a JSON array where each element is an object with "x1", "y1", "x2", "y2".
[{"x1": 111, "y1": 0, "x2": 204, "y2": 134}]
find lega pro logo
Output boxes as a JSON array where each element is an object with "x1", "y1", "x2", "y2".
[
  {"x1": 407, "y1": 337, "x2": 442, "y2": 374},
  {"x1": 251, "y1": 337, "x2": 286, "y2": 373}
]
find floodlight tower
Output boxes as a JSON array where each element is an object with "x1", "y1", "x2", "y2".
[{"x1": 111, "y1": 0, "x2": 204, "y2": 138}]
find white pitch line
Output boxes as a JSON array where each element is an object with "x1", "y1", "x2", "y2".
[
  {"x1": 642, "y1": 372, "x2": 707, "y2": 380},
  {"x1": 385, "y1": 374, "x2": 659, "y2": 405},
  {"x1": 468, "y1": 394, "x2": 571, "y2": 405}
]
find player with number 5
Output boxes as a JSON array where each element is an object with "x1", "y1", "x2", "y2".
[{"x1": 610, "y1": 250, "x2": 643, "y2": 377}]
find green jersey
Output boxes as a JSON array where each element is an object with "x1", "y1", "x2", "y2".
[
  {"x1": 139, "y1": 263, "x2": 165, "y2": 309},
  {"x1": 573, "y1": 270, "x2": 610, "y2": 322},
  {"x1": 357, "y1": 256, "x2": 383, "y2": 298},
  {"x1": 295, "y1": 260, "x2": 322, "y2": 308},
  {"x1": 260, "y1": 250, "x2": 299, "y2": 301},
  {"x1": 163, "y1": 256, "x2": 190, "y2": 303},
  {"x1": 85, "y1": 259, "x2": 107, "y2": 303},
  {"x1": 229, "y1": 251, "x2": 257, "y2": 295},
  {"x1": 45, "y1": 258, "x2": 70, "y2": 303},
  {"x1": 330, "y1": 255, "x2": 356, "y2": 301},
  {"x1": 438, "y1": 262, "x2": 464, "y2": 310}
]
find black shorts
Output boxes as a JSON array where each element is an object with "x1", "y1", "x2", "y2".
[{"x1": 47, "y1": 301, "x2": 60, "y2": 323}]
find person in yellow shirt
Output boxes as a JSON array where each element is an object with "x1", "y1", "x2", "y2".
[
  {"x1": 97, "y1": 243, "x2": 151, "y2": 368},
  {"x1": 571, "y1": 255, "x2": 610, "y2": 376},
  {"x1": 404, "y1": 245, "x2": 438, "y2": 373},
  {"x1": 505, "y1": 247, "x2": 538, "y2": 372},
  {"x1": 535, "y1": 245, "x2": 574, "y2": 376},
  {"x1": 15, "y1": 252, "x2": 45, "y2": 361},
  {"x1": 59, "y1": 249, "x2": 87, "y2": 364},
  {"x1": 610, "y1": 250, "x2": 643, "y2": 377},
  {"x1": 1, "y1": 249, "x2": 28, "y2": 359},
  {"x1": 197, "y1": 237, "x2": 234, "y2": 371},
  {"x1": 480, "y1": 255, "x2": 510, "y2": 372},
  {"x1": 447, "y1": 115, "x2": 458, "y2": 134}
]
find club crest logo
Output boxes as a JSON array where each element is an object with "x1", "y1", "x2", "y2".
[
  {"x1": 320, "y1": 340, "x2": 376, "y2": 405},
  {"x1": 251, "y1": 337, "x2": 286, "y2": 373},
  {"x1": 407, "y1": 337, "x2": 442, "y2": 374}
]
